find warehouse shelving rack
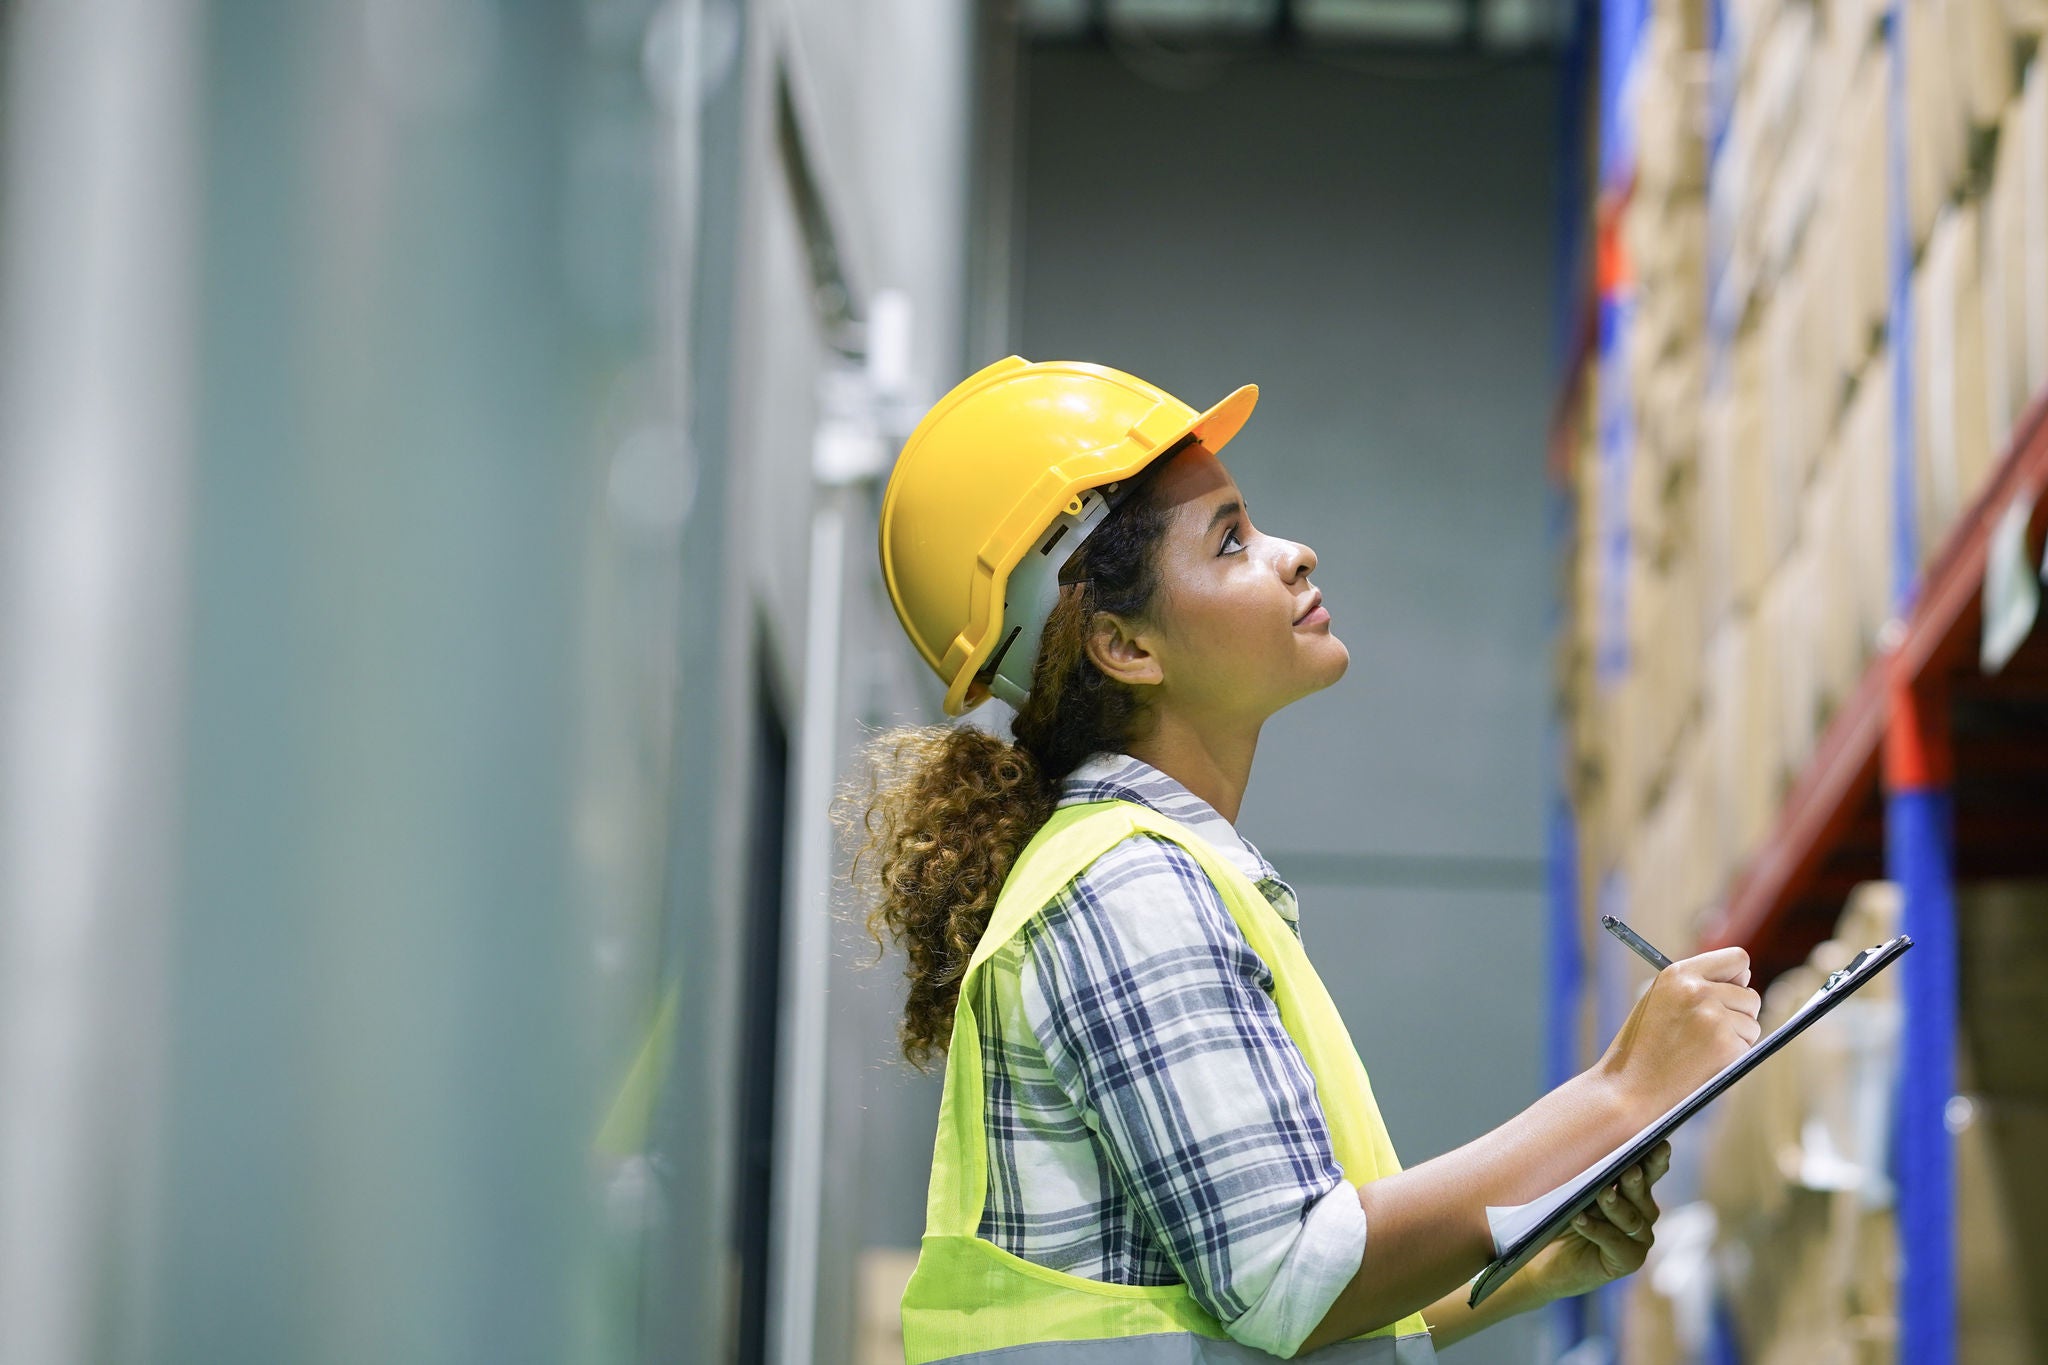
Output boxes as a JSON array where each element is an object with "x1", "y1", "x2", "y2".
[
  {"x1": 1693, "y1": 6, "x2": 2048, "y2": 1361},
  {"x1": 1696, "y1": 395, "x2": 2048, "y2": 980},
  {"x1": 1689, "y1": 335, "x2": 2048, "y2": 1365},
  {"x1": 1553, "y1": 0, "x2": 2048, "y2": 1358}
]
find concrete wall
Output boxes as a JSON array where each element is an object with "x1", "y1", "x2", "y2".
[
  {"x1": 1012, "y1": 44, "x2": 1564, "y2": 1364},
  {"x1": 664, "y1": 3, "x2": 974, "y2": 1361}
]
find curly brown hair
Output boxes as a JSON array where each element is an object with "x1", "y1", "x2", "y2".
[{"x1": 833, "y1": 447, "x2": 1184, "y2": 1068}]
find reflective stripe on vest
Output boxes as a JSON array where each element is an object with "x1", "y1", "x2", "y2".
[
  {"x1": 900, "y1": 800, "x2": 1436, "y2": 1363},
  {"x1": 914, "y1": 1329, "x2": 1441, "y2": 1363}
]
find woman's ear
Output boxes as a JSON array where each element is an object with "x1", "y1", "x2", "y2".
[{"x1": 1084, "y1": 612, "x2": 1164, "y2": 688}]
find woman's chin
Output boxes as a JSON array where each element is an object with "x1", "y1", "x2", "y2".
[{"x1": 1311, "y1": 638, "x2": 1350, "y2": 688}]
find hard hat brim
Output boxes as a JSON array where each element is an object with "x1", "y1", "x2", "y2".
[
  {"x1": 1186, "y1": 382, "x2": 1260, "y2": 458},
  {"x1": 946, "y1": 381, "x2": 1261, "y2": 716}
]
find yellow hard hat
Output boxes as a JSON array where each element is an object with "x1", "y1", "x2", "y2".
[{"x1": 879, "y1": 356, "x2": 1258, "y2": 716}]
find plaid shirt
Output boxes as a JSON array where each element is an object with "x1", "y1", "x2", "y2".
[{"x1": 974, "y1": 752, "x2": 1368, "y2": 1357}]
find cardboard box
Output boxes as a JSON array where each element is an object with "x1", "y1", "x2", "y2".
[
  {"x1": 1621, "y1": 1270, "x2": 1686, "y2": 1365},
  {"x1": 1617, "y1": 554, "x2": 1658, "y2": 819},
  {"x1": 1700, "y1": 383, "x2": 1736, "y2": 630},
  {"x1": 1636, "y1": 15, "x2": 1709, "y2": 200},
  {"x1": 1832, "y1": 0, "x2": 1891, "y2": 65},
  {"x1": 1836, "y1": 879, "x2": 1903, "y2": 949},
  {"x1": 1982, "y1": 88, "x2": 2031, "y2": 454},
  {"x1": 1841, "y1": 1198, "x2": 1898, "y2": 1360},
  {"x1": 1838, "y1": 49, "x2": 1895, "y2": 390},
  {"x1": 1756, "y1": 570, "x2": 1799, "y2": 800},
  {"x1": 1945, "y1": 0, "x2": 2019, "y2": 128},
  {"x1": 1677, "y1": 726, "x2": 1721, "y2": 926},
  {"x1": 1914, "y1": 199, "x2": 1995, "y2": 569},
  {"x1": 1841, "y1": 347, "x2": 1898, "y2": 663},
  {"x1": 1906, "y1": 0, "x2": 1971, "y2": 250},
  {"x1": 1763, "y1": 9, "x2": 1846, "y2": 282},
  {"x1": 1721, "y1": 104, "x2": 1767, "y2": 329},
  {"x1": 1643, "y1": 343, "x2": 1707, "y2": 480},
  {"x1": 1954, "y1": 1093, "x2": 2048, "y2": 1361},
  {"x1": 1703, "y1": 931, "x2": 1904, "y2": 1364},
  {"x1": 1710, "y1": 109, "x2": 1758, "y2": 335},
  {"x1": 1802, "y1": 421, "x2": 1861, "y2": 724},
  {"x1": 1627, "y1": 728, "x2": 1716, "y2": 948},
  {"x1": 1774, "y1": 536, "x2": 1822, "y2": 777},
  {"x1": 1704, "y1": 609, "x2": 1781, "y2": 870},
  {"x1": 1752, "y1": 2, "x2": 1817, "y2": 283},
  {"x1": 1732, "y1": 323, "x2": 1774, "y2": 606},
  {"x1": 2020, "y1": 61, "x2": 2048, "y2": 410},
  {"x1": 1763, "y1": 275, "x2": 1823, "y2": 566},
  {"x1": 1678, "y1": 886, "x2": 2048, "y2": 1365},
  {"x1": 1804, "y1": 187, "x2": 1852, "y2": 434},
  {"x1": 856, "y1": 1247, "x2": 918, "y2": 1365},
  {"x1": 1727, "y1": 0, "x2": 1778, "y2": 112},
  {"x1": 1959, "y1": 880, "x2": 2048, "y2": 1099},
  {"x1": 1647, "y1": 203, "x2": 1710, "y2": 375},
  {"x1": 2001, "y1": 0, "x2": 2048, "y2": 40}
]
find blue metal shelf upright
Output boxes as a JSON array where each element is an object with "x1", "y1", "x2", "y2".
[{"x1": 1543, "y1": 0, "x2": 1642, "y2": 1352}]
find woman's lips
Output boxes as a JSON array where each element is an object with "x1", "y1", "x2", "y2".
[{"x1": 1295, "y1": 603, "x2": 1330, "y2": 627}]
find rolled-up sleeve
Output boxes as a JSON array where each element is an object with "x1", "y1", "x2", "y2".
[{"x1": 1017, "y1": 833, "x2": 1366, "y2": 1357}]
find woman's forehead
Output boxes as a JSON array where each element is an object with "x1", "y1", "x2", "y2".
[{"x1": 1155, "y1": 445, "x2": 1237, "y2": 517}]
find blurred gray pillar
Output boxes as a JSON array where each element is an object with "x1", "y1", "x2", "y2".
[
  {"x1": 0, "y1": 2, "x2": 201, "y2": 1363},
  {"x1": 152, "y1": 2, "x2": 589, "y2": 1362},
  {"x1": 0, "y1": 0, "x2": 730, "y2": 1359}
]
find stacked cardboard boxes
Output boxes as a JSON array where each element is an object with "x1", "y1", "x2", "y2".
[
  {"x1": 1568, "y1": 0, "x2": 2048, "y2": 1029},
  {"x1": 1953, "y1": 880, "x2": 2048, "y2": 1364},
  {"x1": 1585, "y1": 0, "x2": 1717, "y2": 950},
  {"x1": 1625, "y1": 882, "x2": 2048, "y2": 1363},
  {"x1": 1563, "y1": 386, "x2": 1616, "y2": 904},
  {"x1": 1703, "y1": 884, "x2": 1903, "y2": 1365},
  {"x1": 1568, "y1": 0, "x2": 2048, "y2": 1352},
  {"x1": 1606, "y1": 885, "x2": 1901, "y2": 1364}
]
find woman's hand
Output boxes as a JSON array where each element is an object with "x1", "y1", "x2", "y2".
[
  {"x1": 1519, "y1": 1140, "x2": 1672, "y2": 1304},
  {"x1": 1598, "y1": 948, "x2": 1761, "y2": 1116}
]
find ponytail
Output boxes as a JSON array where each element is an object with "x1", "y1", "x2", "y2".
[{"x1": 835, "y1": 451, "x2": 1179, "y2": 1067}]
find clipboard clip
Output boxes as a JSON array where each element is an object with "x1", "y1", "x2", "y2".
[
  {"x1": 1823, "y1": 948, "x2": 1874, "y2": 993},
  {"x1": 1821, "y1": 935, "x2": 1912, "y2": 993}
]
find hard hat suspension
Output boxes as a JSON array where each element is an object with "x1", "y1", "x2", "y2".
[{"x1": 985, "y1": 481, "x2": 1124, "y2": 709}]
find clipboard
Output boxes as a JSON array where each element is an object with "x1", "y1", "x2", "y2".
[{"x1": 1468, "y1": 932, "x2": 1914, "y2": 1308}]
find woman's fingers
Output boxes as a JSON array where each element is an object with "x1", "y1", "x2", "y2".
[
  {"x1": 1616, "y1": 1165, "x2": 1660, "y2": 1232},
  {"x1": 1644, "y1": 1140, "x2": 1673, "y2": 1184},
  {"x1": 1708, "y1": 981, "x2": 1763, "y2": 1018},
  {"x1": 1572, "y1": 1205, "x2": 1647, "y2": 1270},
  {"x1": 1688, "y1": 946, "x2": 1752, "y2": 984},
  {"x1": 1596, "y1": 1180, "x2": 1652, "y2": 1240},
  {"x1": 1708, "y1": 981, "x2": 1764, "y2": 1045}
]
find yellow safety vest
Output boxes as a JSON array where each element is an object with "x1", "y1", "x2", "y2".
[{"x1": 901, "y1": 799, "x2": 1437, "y2": 1363}]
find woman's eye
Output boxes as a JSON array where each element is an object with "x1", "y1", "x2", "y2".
[{"x1": 1220, "y1": 526, "x2": 1245, "y2": 554}]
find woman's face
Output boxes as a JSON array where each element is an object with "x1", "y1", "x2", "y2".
[{"x1": 1088, "y1": 443, "x2": 1348, "y2": 726}]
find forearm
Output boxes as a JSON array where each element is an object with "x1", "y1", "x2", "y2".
[
  {"x1": 1414, "y1": 1270, "x2": 1548, "y2": 1351},
  {"x1": 1297, "y1": 1064, "x2": 1649, "y2": 1353}
]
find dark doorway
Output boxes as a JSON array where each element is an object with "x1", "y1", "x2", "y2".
[{"x1": 730, "y1": 628, "x2": 790, "y2": 1364}]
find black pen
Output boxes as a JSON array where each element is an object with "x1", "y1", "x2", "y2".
[{"x1": 1600, "y1": 915, "x2": 1673, "y2": 971}]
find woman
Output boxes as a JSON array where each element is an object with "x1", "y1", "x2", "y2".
[{"x1": 840, "y1": 358, "x2": 1761, "y2": 1362}]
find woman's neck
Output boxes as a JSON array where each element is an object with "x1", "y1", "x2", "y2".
[{"x1": 1124, "y1": 713, "x2": 1261, "y2": 825}]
